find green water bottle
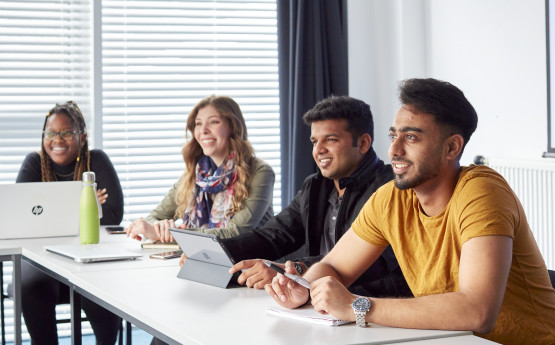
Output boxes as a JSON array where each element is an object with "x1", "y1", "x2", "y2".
[{"x1": 80, "y1": 171, "x2": 100, "y2": 244}]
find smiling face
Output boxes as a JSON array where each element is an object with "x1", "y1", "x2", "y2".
[
  {"x1": 310, "y1": 119, "x2": 369, "y2": 182},
  {"x1": 193, "y1": 105, "x2": 232, "y2": 166},
  {"x1": 388, "y1": 106, "x2": 448, "y2": 191},
  {"x1": 43, "y1": 113, "x2": 85, "y2": 166}
]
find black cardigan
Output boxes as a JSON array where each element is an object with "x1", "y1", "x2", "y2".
[{"x1": 223, "y1": 149, "x2": 412, "y2": 297}]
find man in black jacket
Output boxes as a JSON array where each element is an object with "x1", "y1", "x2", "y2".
[{"x1": 225, "y1": 95, "x2": 411, "y2": 297}]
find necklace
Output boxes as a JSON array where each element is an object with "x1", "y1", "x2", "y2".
[{"x1": 56, "y1": 171, "x2": 74, "y2": 178}]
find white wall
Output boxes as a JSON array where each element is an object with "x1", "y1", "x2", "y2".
[{"x1": 348, "y1": 0, "x2": 548, "y2": 165}]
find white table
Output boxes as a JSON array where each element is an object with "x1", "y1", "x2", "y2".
[
  {"x1": 0, "y1": 228, "x2": 177, "y2": 345},
  {"x1": 71, "y1": 265, "x2": 472, "y2": 345},
  {"x1": 9, "y1": 230, "x2": 478, "y2": 345},
  {"x1": 19, "y1": 229, "x2": 178, "y2": 278},
  {"x1": 0, "y1": 245, "x2": 22, "y2": 345}
]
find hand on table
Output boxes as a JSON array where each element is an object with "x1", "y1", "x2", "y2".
[
  {"x1": 153, "y1": 219, "x2": 176, "y2": 243},
  {"x1": 125, "y1": 218, "x2": 176, "y2": 242},
  {"x1": 264, "y1": 261, "x2": 310, "y2": 309},
  {"x1": 310, "y1": 276, "x2": 357, "y2": 320},
  {"x1": 229, "y1": 259, "x2": 279, "y2": 289}
]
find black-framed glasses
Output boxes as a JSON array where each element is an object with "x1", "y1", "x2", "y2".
[{"x1": 43, "y1": 130, "x2": 79, "y2": 141}]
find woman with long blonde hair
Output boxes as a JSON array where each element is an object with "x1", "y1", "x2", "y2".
[{"x1": 126, "y1": 95, "x2": 274, "y2": 241}]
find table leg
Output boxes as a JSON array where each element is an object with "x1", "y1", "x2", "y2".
[
  {"x1": 70, "y1": 288, "x2": 82, "y2": 345},
  {"x1": 11, "y1": 255, "x2": 21, "y2": 345},
  {"x1": 126, "y1": 321, "x2": 132, "y2": 345}
]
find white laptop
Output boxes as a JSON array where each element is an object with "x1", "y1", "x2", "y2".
[
  {"x1": 44, "y1": 244, "x2": 142, "y2": 263},
  {"x1": 0, "y1": 181, "x2": 82, "y2": 239}
]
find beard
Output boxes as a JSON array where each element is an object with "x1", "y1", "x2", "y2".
[
  {"x1": 393, "y1": 154, "x2": 442, "y2": 190},
  {"x1": 394, "y1": 166, "x2": 440, "y2": 190}
]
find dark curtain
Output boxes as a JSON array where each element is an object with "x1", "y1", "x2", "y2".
[{"x1": 278, "y1": 0, "x2": 349, "y2": 208}]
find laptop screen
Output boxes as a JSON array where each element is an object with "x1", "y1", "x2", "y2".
[{"x1": 0, "y1": 181, "x2": 81, "y2": 239}]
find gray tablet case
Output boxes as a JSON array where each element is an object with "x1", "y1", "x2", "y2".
[{"x1": 169, "y1": 228, "x2": 238, "y2": 288}]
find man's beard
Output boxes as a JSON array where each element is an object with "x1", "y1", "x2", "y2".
[{"x1": 393, "y1": 157, "x2": 441, "y2": 190}]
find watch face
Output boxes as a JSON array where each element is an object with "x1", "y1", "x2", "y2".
[{"x1": 353, "y1": 297, "x2": 370, "y2": 312}]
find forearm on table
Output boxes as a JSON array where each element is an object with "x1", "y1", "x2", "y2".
[
  {"x1": 366, "y1": 237, "x2": 511, "y2": 334},
  {"x1": 367, "y1": 291, "x2": 495, "y2": 333}
]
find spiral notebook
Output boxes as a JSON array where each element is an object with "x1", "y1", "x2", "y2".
[{"x1": 266, "y1": 305, "x2": 353, "y2": 326}]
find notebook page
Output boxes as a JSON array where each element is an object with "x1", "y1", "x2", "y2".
[{"x1": 266, "y1": 305, "x2": 353, "y2": 326}]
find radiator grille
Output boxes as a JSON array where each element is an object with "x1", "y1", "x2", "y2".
[{"x1": 488, "y1": 159, "x2": 555, "y2": 270}]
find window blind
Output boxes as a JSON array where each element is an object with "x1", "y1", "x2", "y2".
[
  {"x1": 101, "y1": 0, "x2": 281, "y2": 221},
  {"x1": 0, "y1": 0, "x2": 93, "y2": 184},
  {"x1": 0, "y1": 1, "x2": 280, "y2": 340},
  {"x1": 0, "y1": 3, "x2": 93, "y2": 338}
]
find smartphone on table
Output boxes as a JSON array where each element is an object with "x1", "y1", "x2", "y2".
[
  {"x1": 106, "y1": 226, "x2": 126, "y2": 234},
  {"x1": 150, "y1": 250, "x2": 183, "y2": 260}
]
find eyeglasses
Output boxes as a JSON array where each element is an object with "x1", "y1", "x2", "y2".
[{"x1": 43, "y1": 130, "x2": 79, "y2": 141}]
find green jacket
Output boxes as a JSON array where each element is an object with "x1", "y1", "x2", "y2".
[{"x1": 146, "y1": 157, "x2": 274, "y2": 238}]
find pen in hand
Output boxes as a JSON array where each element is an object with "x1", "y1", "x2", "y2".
[{"x1": 263, "y1": 260, "x2": 311, "y2": 289}]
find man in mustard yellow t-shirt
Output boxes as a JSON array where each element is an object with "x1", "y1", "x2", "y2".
[{"x1": 265, "y1": 78, "x2": 555, "y2": 345}]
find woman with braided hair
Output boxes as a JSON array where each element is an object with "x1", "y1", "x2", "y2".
[
  {"x1": 15, "y1": 101, "x2": 124, "y2": 344},
  {"x1": 17, "y1": 101, "x2": 123, "y2": 222}
]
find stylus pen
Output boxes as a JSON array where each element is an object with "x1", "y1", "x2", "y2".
[{"x1": 263, "y1": 260, "x2": 311, "y2": 289}]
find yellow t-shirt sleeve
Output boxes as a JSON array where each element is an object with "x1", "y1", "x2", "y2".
[
  {"x1": 455, "y1": 173, "x2": 518, "y2": 243},
  {"x1": 352, "y1": 183, "x2": 391, "y2": 247}
]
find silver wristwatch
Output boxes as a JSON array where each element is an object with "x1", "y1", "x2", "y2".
[{"x1": 351, "y1": 296, "x2": 371, "y2": 327}]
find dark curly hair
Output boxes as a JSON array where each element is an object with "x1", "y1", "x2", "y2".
[
  {"x1": 302, "y1": 95, "x2": 374, "y2": 146},
  {"x1": 40, "y1": 101, "x2": 90, "y2": 181}
]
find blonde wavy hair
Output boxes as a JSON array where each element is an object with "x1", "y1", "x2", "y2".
[{"x1": 174, "y1": 95, "x2": 255, "y2": 221}]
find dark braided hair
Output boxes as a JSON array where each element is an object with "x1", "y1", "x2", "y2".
[{"x1": 40, "y1": 101, "x2": 91, "y2": 182}]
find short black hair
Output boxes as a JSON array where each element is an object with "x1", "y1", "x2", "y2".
[
  {"x1": 398, "y1": 78, "x2": 478, "y2": 152},
  {"x1": 302, "y1": 95, "x2": 374, "y2": 145}
]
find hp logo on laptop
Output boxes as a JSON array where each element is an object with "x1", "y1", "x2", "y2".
[{"x1": 31, "y1": 205, "x2": 44, "y2": 215}]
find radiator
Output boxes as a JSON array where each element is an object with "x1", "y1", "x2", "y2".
[{"x1": 483, "y1": 157, "x2": 555, "y2": 270}]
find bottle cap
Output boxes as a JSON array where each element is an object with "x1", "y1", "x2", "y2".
[{"x1": 82, "y1": 171, "x2": 96, "y2": 182}]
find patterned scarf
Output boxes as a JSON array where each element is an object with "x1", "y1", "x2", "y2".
[{"x1": 183, "y1": 152, "x2": 237, "y2": 229}]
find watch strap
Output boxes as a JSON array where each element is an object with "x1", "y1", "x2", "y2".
[
  {"x1": 352, "y1": 296, "x2": 370, "y2": 327},
  {"x1": 355, "y1": 311, "x2": 367, "y2": 327}
]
